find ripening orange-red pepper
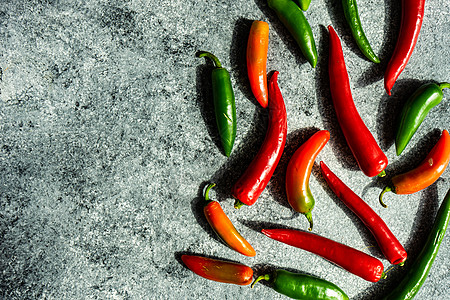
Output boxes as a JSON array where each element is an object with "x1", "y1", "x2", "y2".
[
  {"x1": 380, "y1": 129, "x2": 450, "y2": 207},
  {"x1": 247, "y1": 20, "x2": 269, "y2": 108},
  {"x1": 181, "y1": 254, "x2": 254, "y2": 285},
  {"x1": 203, "y1": 183, "x2": 256, "y2": 257},
  {"x1": 286, "y1": 130, "x2": 330, "y2": 230}
]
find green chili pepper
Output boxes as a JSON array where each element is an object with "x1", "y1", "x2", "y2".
[
  {"x1": 268, "y1": 0, "x2": 318, "y2": 68},
  {"x1": 294, "y1": 0, "x2": 311, "y2": 11},
  {"x1": 382, "y1": 188, "x2": 450, "y2": 300},
  {"x1": 252, "y1": 269, "x2": 349, "y2": 300},
  {"x1": 197, "y1": 51, "x2": 237, "y2": 157},
  {"x1": 395, "y1": 82, "x2": 450, "y2": 156},
  {"x1": 342, "y1": 0, "x2": 380, "y2": 63}
]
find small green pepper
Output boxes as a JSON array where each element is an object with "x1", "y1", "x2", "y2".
[
  {"x1": 395, "y1": 82, "x2": 449, "y2": 156},
  {"x1": 382, "y1": 188, "x2": 450, "y2": 300},
  {"x1": 197, "y1": 51, "x2": 237, "y2": 157},
  {"x1": 268, "y1": 0, "x2": 318, "y2": 68},
  {"x1": 294, "y1": 0, "x2": 311, "y2": 11},
  {"x1": 342, "y1": 0, "x2": 380, "y2": 63},
  {"x1": 252, "y1": 269, "x2": 349, "y2": 300}
]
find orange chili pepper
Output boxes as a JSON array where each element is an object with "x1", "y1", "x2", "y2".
[
  {"x1": 203, "y1": 183, "x2": 256, "y2": 257},
  {"x1": 247, "y1": 20, "x2": 269, "y2": 108},
  {"x1": 181, "y1": 254, "x2": 254, "y2": 285},
  {"x1": 379, "y1": 129, "x2": 450, "y2": 207},
  {"x1": 286, "y1": 130, "x2": 330, "y2": 230}
]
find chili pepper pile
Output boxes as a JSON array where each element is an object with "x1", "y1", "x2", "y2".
[{"x1": 182, "y1": 1, "x2": 449, "y2": 299}]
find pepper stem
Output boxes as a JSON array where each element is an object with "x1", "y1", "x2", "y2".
[
  {"x1": 234, "y1": 200, "x2": 245, "y2": 209},
  {"x1": 304, "y1": 212, "x2": 313, "y2": 231},
  {"x1": 377, "y1": 170, "x2": 386, "y2": 178},
  {"x1": 438, "y1": 82, "x2": 450, "y2": 90},
  {"x1": 379, "y1": 186, "x2": 392, "y2": 208},
  {"x1": 196, "y1": 51, "x2": 222, "y2": 68},
  {"x1": 251, "y1": 274, "x2": 270, "y2": 288},
  {"x1": 204, "y1": 183, "x2": 216, "y2": 201}
]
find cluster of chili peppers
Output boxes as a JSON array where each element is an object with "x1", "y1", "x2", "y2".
[{"x1": 183, "y1": 0, "x2": 449, "y2": 298}]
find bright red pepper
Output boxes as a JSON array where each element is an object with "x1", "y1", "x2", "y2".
[
  {"x1": 262, "y1": 228, "x2": 385, "y2": 282},
  {"x1": 286, "y1": 130, "x2": 330, "y2": 231},
  {"x1": 380, "y1": 129, "x2": 450, "y2": 207},
  {"x1": 328, "y1": 25, "x2": 388, "y2": 177},
  {"x1": 320, "y1": 161, "x2": 407, "y2": 265},
  {"x1": 384, "y1": 0, "x2": 425, "y2": 95},
  {"x1": 232, "y1": 71, "x2": 287, "y2": 208},
  {"x1": 181, "y1": 255, "x2": 253, "y2": 285},
  {"x1": 203, "y1": 183, "x2": 256, "y2": 257}
]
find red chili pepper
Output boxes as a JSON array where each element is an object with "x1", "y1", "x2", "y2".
[
  {"x1": 261, "y1": 228, "x2": 385, "y2": 282},
  {"x1": 384, "y1": 0, "x2": 425, "y2": 95},
  {"x1": 320, "y1": 161, "x2": 407, "y2": 265},
  {"x1": 203, "y1": 183, "x2": 256, "y2": 257},
  {"x1": 232, "y1": 71, "x2": 287, "y2": 208},
  {"x1": 380, "y1": 129, "x2": 450, "y2": 207},
  {"x1": 181, "y1": 255, "x2": 253, "y2": 285},
  {"x1": 327, "y1": 25, "x2": 388, "y2": 178},
  {"x1": 247, "y1": 20, "x2": 269, "y2": 108},
  {"x1": 286, "y1": 130, "x2": 330, "y2": 231}
]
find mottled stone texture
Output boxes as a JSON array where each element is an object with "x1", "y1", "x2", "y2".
[{"x1": 0, "y1": 0, "x2": 449, "y2": 299}]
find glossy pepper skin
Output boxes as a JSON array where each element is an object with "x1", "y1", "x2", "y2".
[
  {"x1": 286, "y1": 130, "x2": 330, "y2": 231},
  {"x1": 203, "y1": 183, "x2": 256, "y2": 257},
  {"x1": 320, "y1": 161, "x2": 407, "y2": 265},
  {"x1": 382, "y1": 188, "x2": 450, "y2": 300},
  {"x1": 252, "y1": 269, "x2": 349, "y2": 300},
  {"x1": 384, "y1": 0, "x2": 425, "y2": 95},
  {"x1": 268, "y1": 0, "x2": 318, "y2": 68},
  {"x1": 294, "y1": 0, "x2": 312, "y2": 11},
  {"x1": 262, "y1": 228, "x2": 385, "y2": 282},
  {"x1": 181, "y1": 255, "x2": 253, "y2": 285},
  {"x1": 396, "y1": 82, "x2": 450, "y2": 156},
  {"x1": 232, "y1": 71, "x2": 287, "y2": 208},
  {"x1": 247, "y1": 20, "x2": 269, "y2": 108},
  {"x1": 342, "y1": 0, "x2": 380, "y2": 63},
  {"x1": 197, "y1": 51, "x2": 236, "y2": 157},
  {"x1": 328, "y1": 25, "x2": 388, "y2": 177},
  {"x1": 380, "y1": 129, "x2": 450, "y2": 208}
]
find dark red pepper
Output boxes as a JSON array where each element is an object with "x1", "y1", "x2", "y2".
[
  {"x1": 384, "y1": 0, "x2": 425, "y2": 95},
  {"x1": 232, "y1": 71, "x2": 287, "y2": 208},
  {"x1": 320, "y1": 161, "x2": 407, "y2": 265},
  {"x1": 327, "y1": 25, "x2": 388, "y2": 177},
  {"x1": 262, "y1": 228, "x2": 385, "y2": 282}
]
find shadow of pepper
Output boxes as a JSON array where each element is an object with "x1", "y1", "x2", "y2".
[
  {"x1": 229, "y1": 18, "x2": 257, "y2": 106},
  {"x1": 357, "y1": 0, "x2": 401, "y2": 87},
  {"x1": 315, "y1": 25, "x2": 360, "y2": 173},
  {"x1": 253, "y1": 0, "x2": 309, "y2": 67},
  {"x1": 195, "y1": 62, "x2": 223, "y2": 154}
]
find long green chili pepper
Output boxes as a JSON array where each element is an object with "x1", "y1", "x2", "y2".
[
  {"x1": 252, "y1": 269, "x2": 349, "y2": 300},
  {"x1": 294, "y1": 0, "x2": 312, "y2": 11},
  {"x1": 197, "y1": 51, "x2": 237, "y2": 157},
  {"x1": 268, "y1": 0, "x2": 318, "y2": 68},
  {"x1": 382, "y1": 188, "x2": 450, "y2": 300},
  {"x1": 342, "y1": 0, "x2": 380, "y2": 63},
  {"x1": 395, "y1": 82, "x2": 450, "y2": 156}
]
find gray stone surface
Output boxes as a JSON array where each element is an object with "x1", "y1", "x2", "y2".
[{"x1": 0, "y1": 0, "x2": 449, "y2": 299}]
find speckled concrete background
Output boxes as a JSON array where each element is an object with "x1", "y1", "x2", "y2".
[{"x1": 0, "y1": 0, "x2": 449, "y2": 299}]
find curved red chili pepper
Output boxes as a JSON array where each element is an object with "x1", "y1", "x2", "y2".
[
  {"x1": 320, "y1": 161, "x2": 407, "y2": 265},
  {"x1": 384, "y1": 0, "x2": 425, "y2": 95},
  {"x1": 232, "y1": 71, "x2": 287, "y2": 208},
  {"x1": 380, "y1": 129, "x2": 450, "y2": 207},
  {"x1": 328, "y1": 25, "x2": 388, "y2": 177},
  {"x1": 203, "y1": 183, "x2": 256, "y2": 257},
  {"x1": 286, "y1": 130, "x2": 330, "y2": 230},
  {"x1": 181, "y1": 255, "x2": 254, "y2": 285},
  {"x1": 261, "y1": 228, "x2": 385, "y2": 282}
]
